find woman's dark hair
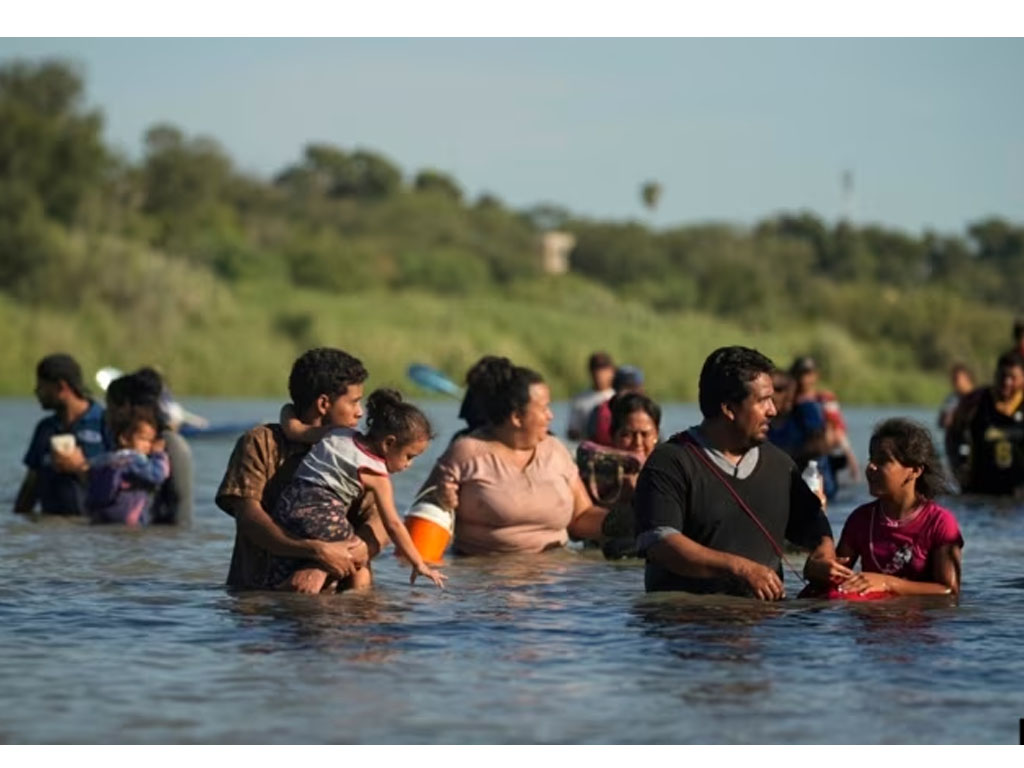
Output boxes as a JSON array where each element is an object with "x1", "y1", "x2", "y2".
[
  {"x1": 870, "y1": 418, "x2": 950, "y2": 500},
  {"x1": 107, "y1": 370, "x2": 168, "y2": 431},
  {"x1": 458, "y1": 355, "x2": 504, "y2": 431},
  {"x1": 288, "y1": 347, "x2": 368, "y2": 414},
  {"x1": 461, "y1": 356, "x2": 544, "y2": 426},
  {"x1": 107, "y1": 403, "x2": 161, "y2": 442},
  {"x1": 365, "y1": 388, "x2": 434, "y2": 445},
  {"x1": 610, "y1": 392, "x2": 662, "y2": 437},
  {"x1": 698, "y1": 346, "x2": 776, "y2": 419}
]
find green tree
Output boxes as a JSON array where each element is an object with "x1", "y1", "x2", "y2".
[
  {"x1": 640, "y1": 180, "x2": 662, "y2": 212},
  {"x1": 0, "y1": 59, "x2": 106, "y2": 225},
  {"x1": 414, "y1": 168, "x2": 463, "y2": 202}
]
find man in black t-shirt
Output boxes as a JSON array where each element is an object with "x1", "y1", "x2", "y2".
[
  {"x1": 947, "y1": 351, "x2": 1024, "y2": 496},
  {"x1": 634, "y1": 346, "x2": 849, "y2": 599}
]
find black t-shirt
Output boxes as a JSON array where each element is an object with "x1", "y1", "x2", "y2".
[
  {"x1": 634, "y1": 435, "x2": 832, "y2": 596},
  {"x1": 964, "y1": 389, "x2": 1024, "y2": 496}
]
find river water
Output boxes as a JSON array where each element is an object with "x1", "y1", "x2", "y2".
[{"x1": 1, "y1": 398, "x2": 1022, "y2": 744}]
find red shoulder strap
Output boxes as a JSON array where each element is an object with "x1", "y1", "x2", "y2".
[{"x1": 675, "y1": 431, "x2": 805, "y2": 584}]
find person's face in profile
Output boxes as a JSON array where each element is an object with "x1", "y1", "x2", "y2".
[
  {"x1": 513, "y1": 382, "x2": 554, "y2": 446},
  {"x1": 323, "y1": 383, "x2": 365, "y2": 428},
  {"x1": 771, "y1": 375, "x2": 795, "y2": 414},
  {"x1": 34, "y1": 377, "x2": 63, "y2": 410},
  {"x1": 727, "y1": 372, "x2": 777, "y2": 448}
]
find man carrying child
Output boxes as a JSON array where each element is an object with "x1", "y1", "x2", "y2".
[{"x1": 215, "y1": 347, "x2": 388, "y2": 593}]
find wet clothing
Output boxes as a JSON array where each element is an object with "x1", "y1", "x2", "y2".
[
  {"x1": 424, "y1": 432, "x2": 580, "y2": 555},
  {"x1": 587, "y1": 400, "x2": 615, "y2": 446},
  {"x1": 816, "y1": 390, "x2": 847, "y2": 434},
  {"x1": 938, "y1": 392, "x2": 961, "y2": 429},
  {"x1": 839, "y1": 500, "x2": 963, "y2": 581},
  {"x1": 216, "y1": 424, "x2": 313, "y2": 589},
  {"x1": 952, "y1": 388, "x2": 1024, "y2": 496},
  {"x1": 634, "y1": 428, "x2": 832, "y2": 596},
  {"x1": 150, "y1": 430, "x2": 193, "y2": 525},
  {"x1": 267, "y1": 430, "x2": 387, "y2": 586},
  {"x1": 86, "y1": 449, "x2": 171, "y2": 525},
  {"x1": 22, "y1": 401, "x2": 111, "y2": 515},
  {"x1": 567, "y1": 387, "x2": 613, "y2": 440}
]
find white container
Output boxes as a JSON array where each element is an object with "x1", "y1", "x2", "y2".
[
  {"x1": 50, "y1": 434, "x2": 76, "y2": 455},
  {"x1": 802, "y1": 460, "x2": 823, "y2": 495}
]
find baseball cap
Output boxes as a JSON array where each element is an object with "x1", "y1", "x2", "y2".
[
  {"x1": 36, "y1": 353, "x2": 89, "y2": 397},
  {"x1": 789, "y1": 356, "x2": 817, "y2": 376},
  {"x1": 612, "y1": 365, "x2": 645, "y2": 391}
]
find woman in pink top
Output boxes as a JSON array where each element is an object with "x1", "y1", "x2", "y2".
[
  {"x1": 421, "y1": 357, "x2": 609, "y2": 555},
  {"x1": 834, "y1": 418, "x2": 963, "y2": 597}
]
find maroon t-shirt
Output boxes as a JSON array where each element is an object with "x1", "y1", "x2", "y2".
[{"x1": 838, "y1": 500, "x2": 964, "y2": 580}]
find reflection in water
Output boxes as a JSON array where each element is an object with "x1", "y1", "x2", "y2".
[
  {"x1": 630, "y1": 593, "x2": 783, "y2": 664},
  {"x1": 226, "y1": 589, "x2": 408, "y2": 663},
  {"x1": 3, "y1": 400, "x2": 1024, "y2": 743}
]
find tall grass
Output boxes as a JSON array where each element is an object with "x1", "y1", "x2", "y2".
[{"x1": 0, "y1": 267, "x2": 949, "y2": 404}]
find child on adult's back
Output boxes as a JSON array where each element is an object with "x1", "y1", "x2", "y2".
[
  {"x1": 830, "y1": 418, "x2": 963, "y2": 597},
  {"x1": 86, "y1": 404, "x2": 171, "y2": 526},
  {"x1": 272, "y1": 389, "x2": 446, "y2": 592}
]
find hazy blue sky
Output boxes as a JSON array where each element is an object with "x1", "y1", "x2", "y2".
[{"x1": 3, "y1": 38, "x2": 1022, "y2": 234}]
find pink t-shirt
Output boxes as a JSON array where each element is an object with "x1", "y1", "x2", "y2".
[
  {"x1": 838, "y1": 500, "x2": 964, "y2": 580},
  {"x1": 430, "y1": 433, "x2": 580, "y2": 555}
]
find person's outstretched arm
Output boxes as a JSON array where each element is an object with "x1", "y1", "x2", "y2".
[
  {"x1": 838, "y1": 544, "x2": 961, "y2": 596},
  {"x1": 279, "y1": 403, "x2": 333, "y2": 445},
  {"x1": 360, "y1": 471, "x2": 446, "y2": 589},
  {"x1": 566, "y1": 474, "x2": 608, "y2": 540}
]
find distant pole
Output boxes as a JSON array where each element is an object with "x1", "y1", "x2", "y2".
[{"x1": 840, "y1": 169, "x2": 854, "y2": 224}]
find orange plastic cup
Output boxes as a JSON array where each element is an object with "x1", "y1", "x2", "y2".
[{"x1": 404, "y1": 502, "x2": 454, "y2": 563}]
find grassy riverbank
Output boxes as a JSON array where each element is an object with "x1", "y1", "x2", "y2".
[
  {"x1": 2, "y1": 59, "x2": 1018, "y2": 405},
  {"x1": 0, "y1": 273, "x2": 952, "y2": 404}
]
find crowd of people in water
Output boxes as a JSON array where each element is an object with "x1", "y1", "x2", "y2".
[{"x1": 11, "y1": 321, "x2": 1024, "y2": 600}]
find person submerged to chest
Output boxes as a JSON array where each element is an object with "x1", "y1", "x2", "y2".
[{"x1": 446, "y1": 433, "x2": 579, "y2": 553}]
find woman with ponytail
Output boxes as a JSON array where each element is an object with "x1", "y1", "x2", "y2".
[
  {"x1": 269, "y1": 388, "x2": 447, "y2": 592},
  {"x1": 420, "y1": 357, "x2": 610, "y2": 555}
]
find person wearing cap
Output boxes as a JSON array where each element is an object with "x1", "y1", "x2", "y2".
[
  {"x1": 566, "y1": 352, "x2": 615, "y2": 441},
  {"x1": 586, "y1": 365, "x2": 645, "y2": 446},
  {"x1": 14, "y1": 354, "x2": 112, "y2": 515},
  {"x1": 790, "y1": 355, "x2": 859, "y2": 498}
]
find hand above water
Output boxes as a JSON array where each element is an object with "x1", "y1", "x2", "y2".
[
  {"x1": 313, "y1": 538, "x2": 369, "y2": 578},
  {"x1": 734, "y1": 558, "x2": 784, "y2": 601},
  {"x1": 435, "y1": 481, "x2": 459, "y2": 511},
  {"x1": 804, "y1": 555, "x2": 854, "y2": 586},
  {"x1": 52, "y1": 446, "x2": 88, "y2": 476},
  {"x1": 837, "y1": 571, "x2": 891, "y2": 595},
  {"x1": 411, "y1": 563, "x2": 447, "y2": 590}
]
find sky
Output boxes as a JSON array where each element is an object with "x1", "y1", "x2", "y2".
[{"x1": 2, "y1": 37, "x2": 1022, "y2": 235}]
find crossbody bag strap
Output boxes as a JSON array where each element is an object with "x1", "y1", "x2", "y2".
[{"x1": 674, "y1": 432, "x2": 806, "y2": 584}]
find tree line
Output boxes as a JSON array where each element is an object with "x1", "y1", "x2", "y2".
[{"x1": 1, "y1": 58, "x2": 1020, "y2": 387}]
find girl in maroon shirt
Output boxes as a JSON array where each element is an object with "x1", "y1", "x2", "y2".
[{"x1": 835, "y1": 418, "x2": 963, "y2": 597}]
